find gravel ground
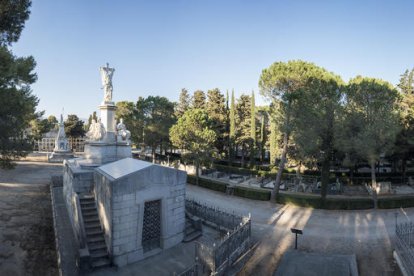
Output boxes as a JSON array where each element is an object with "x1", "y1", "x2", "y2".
[
  {"x1": 187, "y1": 184, "x2": 405, "y2": 276},
  {"x1": 0, "y1": 162, "x2": 62, "y2": 276}
]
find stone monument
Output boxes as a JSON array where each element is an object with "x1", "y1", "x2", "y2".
[
  {"x1": 62, "y1": 64, "x2": 186, "y2": 270},
  {"x1": 48, "y1": 114, "x2": 74, "y2": 163}
]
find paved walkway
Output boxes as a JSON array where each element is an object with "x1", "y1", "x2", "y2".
[{"x1": 186, "y1": 185, "x2": 405, "y2": 276}]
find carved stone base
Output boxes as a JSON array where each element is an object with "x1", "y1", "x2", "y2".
[
  {"x1": 83, "y1": 141, "x2": 131, "y2": 165},
  {"x1": 48, "y1": 151, "x2": 74, "y2": 163}
]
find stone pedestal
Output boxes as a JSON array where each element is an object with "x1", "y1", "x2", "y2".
[{"x1": 100, "y1": 102, "x2": 116, "y2": 132}]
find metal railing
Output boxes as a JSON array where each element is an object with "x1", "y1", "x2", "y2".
[
  {"x1": 185, "y1": 198, "x2": 251, "y2": 275},
  {"x1": 185, "y1": 198, "x2": 243, "y2": 231},
  {"x1": 395, "y1": 222, "x2": 414, "y2": 274}
]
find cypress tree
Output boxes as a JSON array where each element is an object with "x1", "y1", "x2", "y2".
[
  {"x1": 250, "y1": 91, "x2": 256, "y2": 167},
  {"x1": 229, "y1": 89, "x2": 236, "y2": 165}
]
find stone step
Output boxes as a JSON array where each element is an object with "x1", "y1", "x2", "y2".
[
  {"x1": 88, "y1": 241, "x2": 107, "y2": 251},
  {"x1": 183, "y1": 230, "x2": 202, "y2": 243},
  {"x1": 90, "y1": 249, "x2": 109, "y2": 259},
  {"x1": 84, "y1": 217, "x2": 100, "y2": 223},
  {"x1": 85, "y1": 222, "x2": 101, "y2": 229},
  {"x1": 82, "y1": 213, "x2": 99, "y2": 219},
  {"x1": 81, "y1": 205, "x2": 96, "y2": 213},
  {"x1": 86, "y1": 228, "x2": 103, "y2": 236},
  {"x1": 87, "y1": 235, "x2": 105, "y2": 243},
  {"x1": 80, "y1": 202, "x2": 95, "y2": 207},
  {"x1": 91, "y1": 257, "x2": 111, "y2": 269}
]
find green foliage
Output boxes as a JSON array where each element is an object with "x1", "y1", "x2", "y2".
[
  {"x1": 337, "y1": 77, "x2": 400, "y2": 185},
  {"x1": 250, "y1": 91, "x2": 256, "y2": 166},
  {"x1": 234, "y1": 186, "x2": 270, "y2": 201},
  {"x1": 192, "y1": 90, "x2": 206, "y2": 109},
  {"x1": 0, "y1": 1, "x2": 38, "y2": 168},
  {"x1": 30, "y1": 116, "x2": 55, "y2": 140},
  {"x1": 170, "y1": 109, "x2": 217, "y2": 183},
  {"x1": 229, "y1": 89, "x2": 236, "y2": 163},
  {"x1": 236, "y1": 94, "x2": 252, "y2": 166},
  {"x1": 187, "y1": 174, "x2": 227, "y2": 192},
  {"x1": 206, "y1": 88, "x2": 227, "y2": 156},
  {"x1": 277, "y1": 193, "x2": 374, "y2": 210},
  {"x1": 0, "y1": 0, "x2": 31, "y2": 46},
  {"x1": 175, "y1": 88, "x2": 190, "y2": 118},
  {"x1": 377, "y1": 196, "x2": 414, "y2": 209},
  {"x1": 64, "y1": 114, "x2": 85, "y2": 138}
]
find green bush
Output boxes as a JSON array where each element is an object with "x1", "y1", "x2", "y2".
[
  {"x1": 378, "y1": 196, "x2": 414, "y2": 209},
  {"x1": 187, "y1": 175, "x2": 227, "y2": 193},
  {"x1": 234, "y1": 186, "x2": 271, "y2": 201},
  {"x1": 277, "y1": 193, "x2": 374, "y2": 210}
]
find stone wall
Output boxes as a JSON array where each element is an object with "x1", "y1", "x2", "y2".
[
  {"x1": 94, "y1": 164, "x2": 186, "y2": 267},
  {"x1": 94, "y1": 172, "x2": 113, "y2": 254},
  {"x1": 63, "y1": 159, "x2": 95, "y2": 249}
]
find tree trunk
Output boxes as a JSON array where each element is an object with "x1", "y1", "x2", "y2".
[
  {"x1": 241, "y1": 145, "x2": 245, "y2": 168},
  {"x1": 196, "y1": 161, "x2": 200, "y2": 186},
  {"x1": 152, "y1": 148, "x2": 155, "y2": 163},
  {"x1": 320, "y1": 155, "x2": 330, "y2": 202},
  {"x1": 271, "y1": 131, "x2": 288, "y2": 203},
  {"x1": 370, "y1": 162, "x2": 378, "y2": 209},
  {"x1": 402, "y1": 157, "x2": 407, "y2": 184}
]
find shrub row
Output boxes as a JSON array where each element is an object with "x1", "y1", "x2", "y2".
[
  {"x1": 187, "y1": 175, "x2": 227, "y2": 193},
  {"x1": 377, "y1": 196, "x2": 414, "y2": 209},
  {"x1": 233, "y1": 186, "x2": 271, "y2": 201},
  {"x1": 187, "y1": 174, "x2": 414, "y2": 210}
]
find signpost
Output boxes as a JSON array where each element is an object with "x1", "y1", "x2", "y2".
[{"x1": 291, "y1": 228, "x2": 303, "y2": 249}]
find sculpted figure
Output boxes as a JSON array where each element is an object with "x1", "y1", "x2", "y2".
[
  {"x1": 86, "y1": 119, "x2": 106, "y2": 141},
  {"x1": 116, "y1": 118, "x2": 131, "y2": 142},
  {"x1": 99, "y1": 63, "x2": 115, "y2": 102}
]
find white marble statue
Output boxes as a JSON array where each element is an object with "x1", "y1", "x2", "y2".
[
  {"x1": 54, "y1": 114, "x2": 69, "y2": 151},
  {"x1": 100, "y1": 63, "x2": 115, "y2": 102},
  {"x1": 116, "y1": 118, "x2": 131, "y2": 143},
  {"x1": 86, "y1": 119, "x2": 106, "y2": 141}
]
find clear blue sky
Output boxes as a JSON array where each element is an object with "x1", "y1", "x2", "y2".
[{"x1": 13, "y1": 0, "x2": 414, "y2": 119}]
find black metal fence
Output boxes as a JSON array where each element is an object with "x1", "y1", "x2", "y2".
[
  {"x1": 185, "y1": 198, "x2": 251, "y2": 275},
  {"x1": 395, "y1": 222, "x2": 414, "y2": 274},
  {"x1": 185, "y1": 198, "x2": 243, "y2": 231}
]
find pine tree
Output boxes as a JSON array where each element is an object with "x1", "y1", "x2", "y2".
[
  {"x1": 250, "y1": 91, "x2": 256, "y2": 167},
  {"x1": 192, "y1": 90, "x2": 206, "y2": 109},
  {"x1": 175, "y1": 88, "x2": 190, "y2": 118}
]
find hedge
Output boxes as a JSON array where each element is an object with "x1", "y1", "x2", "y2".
[
  {"x1": 233, "y1": 186, "x2": 271, "y2": 201},
  {"x1": 276, "y1": 193, "x2": 374, "y2": 210},
  {"x1": 187, "y1": 175, "x2": 227, "y2": 193},
  {"x1": 187, "y1": 174, "x2": 414, "y2": 210},
  {"x1": 378, "y1": 196, "x2": 414, "y2": 209}
]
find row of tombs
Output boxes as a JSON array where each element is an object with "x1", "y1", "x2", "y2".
[{"x1": 62, "y1": 64, "x2": 187, "y2": 269}]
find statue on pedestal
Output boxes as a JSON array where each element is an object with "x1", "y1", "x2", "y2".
[
  {"x1": 54, "y1": 114, "x2": 70, "y2": 152},
  {"x1": 100, "y1": 63, "x2": 115, "y2": 103},
  {"x1": 86, "y1": 119, "x2": 106, "y2": 141},
  {"x1": 116, "y1": 118, "x2": 131, "y2": 143}
]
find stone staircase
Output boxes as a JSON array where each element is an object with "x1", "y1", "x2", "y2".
[
  {"x1": 79, "y1": 194, "x2": 111, "y2": 270},
  {"x1": 183, "y1": 213, "x2": 202, "y2": 242}
]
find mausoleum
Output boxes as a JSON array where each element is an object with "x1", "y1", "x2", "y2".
[
  {"x1": 95, "y1": 158, "x2": 186, "y2": 266},
  {"x1": 62, "y1": 64, "x2": 186, "y2": 269}
]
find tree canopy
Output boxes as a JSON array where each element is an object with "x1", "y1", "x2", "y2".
[{"x1": 0, "y1": 0, "x2": 38, "y2": 168}]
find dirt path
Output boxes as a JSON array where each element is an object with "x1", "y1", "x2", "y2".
[
  {"x1": 187, "y1": 185, "x2": 406, "y2": 276},
  {"x1": 0, "y1": 162, "x2": 62, "y2": 276}
]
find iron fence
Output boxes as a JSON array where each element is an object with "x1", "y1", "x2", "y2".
[
  {"x1": 185, "y1": 199, "x2": 243, "y2": 231},
  {"x1": 186, "y1": 198, "x2": 251, "y2": 275},
  {"x1": 395, "y1": 222, "x2": 414, "y2": 274}
]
